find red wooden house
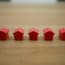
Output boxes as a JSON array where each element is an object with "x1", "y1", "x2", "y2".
[
  {"x1": 43, "y1": 28, "x2": 54, "y2": 41},
  {"x1": 13, "y1": 28, "x2": 24, "y2": 40},
  {"x1": 59, "y1": 28, "x2": 65, "y2": 40},
  {"x1": 28, "y1": 28, "x2": 39, "y2": 40},
  {"x1": 0, "y1": 28, "x2": 9, "y2": 40}
]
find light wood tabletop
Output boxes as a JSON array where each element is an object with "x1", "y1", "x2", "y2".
[{"x1": 0, "y1": 3, "x2": 65, "y2": 65}]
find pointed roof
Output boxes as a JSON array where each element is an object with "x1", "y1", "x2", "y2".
[
  {"x1": 0, "y1": 28, "x2": 9, "y2": 34},
  {"x1": 43, "y1": 28, "x2": 54, "y2": 35},
  {"x1": 13, "y1": 28, "x2": 24, "y2": 34},
  {"x1": 59, "y1": 28, "x2": 65, "y2": 34},
  {"x1": 29, "y1": 28, "x2": 38, "y2": 34}
]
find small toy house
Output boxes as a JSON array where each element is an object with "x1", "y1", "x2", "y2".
[
  {"x1": 28, "y1": 28, "x2": 39, "y2": 40},
  {"x1": 59, "y1": 28, "x2": 65, "y2": 40},
  {"x1": 43, "y1": 28, "x2": 54, "y2": 41},
  {"x1": 0, "y1": 28, "x2": 9, "y2": 40},
  {"x1": 13, "y1": 28, "x2": 24, "y2": 40}
]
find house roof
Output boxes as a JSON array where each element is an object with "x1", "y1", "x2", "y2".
[
  {"x1": 59, "y1": 28, "x2": 65, "y2": 34},
  {"x1": 0, "y1": 28, "x2": 9, "y2": 34},
  {"x1": 43, "y1": 28, "x2": 54, "y2": 34},
  {"x1": 13, "y1": 28, "x2": 24, "y2": 34},
  {"x1": 29, "y1": 28, "x2": 38, "y2": 33}
]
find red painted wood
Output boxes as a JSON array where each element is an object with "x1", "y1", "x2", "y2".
[
  {"x1": 59, "y1": 28, "x2": 65, "y2": 40},
  {"x1": 13, "y1": 28, "x2": 24, "y2": 40},
  {"x1": 0, "y1": 28, "x2": 9, "y2": 40},
  {"x1": 28, "y1": 28, "x2": 38, "y2": 40},
  {"x1": 43, "y1": 28, "x2": 54, "y2": 41}
]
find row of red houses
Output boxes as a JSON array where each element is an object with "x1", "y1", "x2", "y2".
[{"x1": 0, "y1": 28, "x2": 65, "y2": 41}]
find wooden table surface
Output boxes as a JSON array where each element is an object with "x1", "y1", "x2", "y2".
[{"x1": 0, "y1": 3, "x2": 65, "y2": 65}]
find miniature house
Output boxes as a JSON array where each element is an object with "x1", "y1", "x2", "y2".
[
  {"x1": 59, "y1": 28, "x2": 65, "y2": 40},
  {"x1": 0, "y1": 28, "x2": 9, "y2": 40},
  {"x1": 13, "y1": 28, "x2": 24, "y2": 40},
  {"x1": 28, "y1": 28, "x2": 39, "y2": 40},
  {"x1": 43, "y1": 28, "x2": 54, "y2": 41}
]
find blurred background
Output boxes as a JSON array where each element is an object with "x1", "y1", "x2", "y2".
[
  {"x1": 0, "y1": 0, "x2": 65, "y2": 65},
  {"x1": 0, "y1": 0, "x2": 65, "y2": 28},
  {"x1": 0, "y1": 0, "x2": 65, "y2": 3}
]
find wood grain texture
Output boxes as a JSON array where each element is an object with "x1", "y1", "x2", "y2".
[{"x1": 0, "y1": 3, "x2": 65, "y2": 65}]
